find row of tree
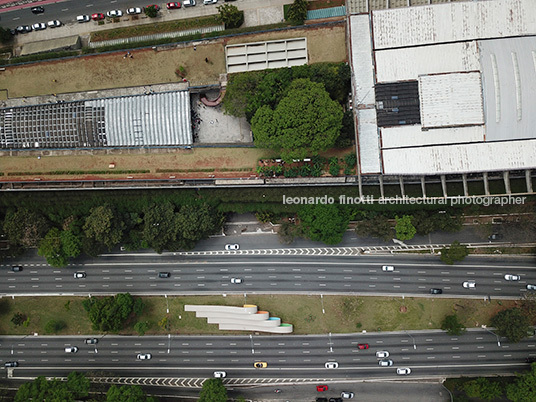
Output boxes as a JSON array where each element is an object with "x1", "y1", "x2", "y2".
[{"x1": 2, "y1": 201, "x2": 223, "y2": 266}]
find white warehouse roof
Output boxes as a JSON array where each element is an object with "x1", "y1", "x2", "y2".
[
  {"x1": 381, "y1": 125, "x2": 485, "y2": 149},
  {"x1": 419, "y1": 72, "x2": 484, "y2": 129},
  {"x1": 372, "y1": 0, "x2": 536, "y2": 50}
]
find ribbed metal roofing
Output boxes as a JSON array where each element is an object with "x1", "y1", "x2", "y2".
[
  {"x1": 86, "y1": 91, "x2": 192, "y2": 147},
  {"x1": 306, "y1": 6, "x2": 346, "y2": 20}
]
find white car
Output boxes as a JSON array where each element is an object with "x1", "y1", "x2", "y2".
[
  {"x1": 64, "y1": 346, "x2": 78, "y2": 353},
  {"x1": 463, "y1": 281, "x2": 476, "y2": 289},
  {"x1": 106, "y1": 10, "x2": 123, "y2": 18},
  {"x1": 32, "y1": 22, "x2": 47, "y2": 31},
  {"x1": 137, "y1": 353, "x2": 151, "y2": 360},
  {"x1": 325, "y1": 362, "x2": 339, "y2": 369},
  {"x1": 225, "y1": 244, "x2": 239, "y2": 250},
  {"x1": 126, "y1": 7, "x2": 143, "y2": 15},
  {"x1": 341, "y1": 392, "x2": 355, "y2": 399},
  {"x1": 183, "y1": 0, "x2": 197, "y2": 6},
  {"x1": 527, "y1": 284, "x2": 536, "y2": 291},
  {"x1": 230, "y1": 277, "x2": 243, "y2": 284},
  {"x1": 74, "y1": 272, "x2": 86, "y2": 279},
  {"x1": 379, "y1": 359, "x2": 393, "y2": 366},
  {"x1": 504, "y1": 274, "x2": 520, "y2": 281},
  {"x1": 397, "y1": 367, "x2": 411, "y2": 375},
  {"x1": 382, "y1": 265, "x2": 395, "y2": 272},
  {"x1": 47, "y1": 20, "x2": 62, "y2": 28},
  {"x1": 204, "y1": 0, "x2": 218, "y2": 4},
  {"x1": 213, "y1": 371, "x2": 226, "y2": 378},
  {"x1": 76, "y1": 15, "x2": 91, "y2": 23},
  {"x1": 376, "y1": 351, "x2": 389, "y2": 358}
]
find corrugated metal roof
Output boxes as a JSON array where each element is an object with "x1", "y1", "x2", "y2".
[
  {"x1": 306, "y1": 6, "x2": 346, "y2": 20},
  {"x1": 372, "y1": 0, "x2": 536, "y2": 50},
  {"x1": 381, "y1": 125, "x2": 485, "y2": 149},
  {"x1": 419, "y1": 72, "x2": 484, "y2": 128},
  {"x1": 375, "y1": 81, "x2": 421, "y2": 127},
  {"x1": 86, "y1": 91, "x2": 192, "y2": 147},
  {"x1": 375, "y1": 41, "x2": 481, "y2": 83},
  {"x1": 382, "y1": 139, "x2": 536, "y2": 175},
  {"x1": 357, "y1": 108, "x2": 381, "y2": 174},
  {"x1": 479, "y1": 36, "x2": 536, "y2": 142},
  {"x1": 349, "y1": 15, "x2": 375, "y2": 106}
]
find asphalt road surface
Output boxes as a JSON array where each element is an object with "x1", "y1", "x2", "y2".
[
  {"x1": 1, "y1": 330, "x2": 533, "y2": 381},
  {"x1": 2, "y1": 251, "x2": 535, "y2": 298}
]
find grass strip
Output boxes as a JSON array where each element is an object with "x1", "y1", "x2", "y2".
[{"x1": 6, "y1": 169, "x2": 150, "y2": 176}]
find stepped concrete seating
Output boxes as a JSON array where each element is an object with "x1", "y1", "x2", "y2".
[{"x1": 184, "y1": 304, "x2": 293, "y2": 334}]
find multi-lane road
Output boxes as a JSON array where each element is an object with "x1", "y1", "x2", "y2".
[
  {"x1": 1, "y1": 330, "x2": 534, "y2": 380},
  {"x1": 2, "y1": 251, "x2": 535, "y2": 298}
]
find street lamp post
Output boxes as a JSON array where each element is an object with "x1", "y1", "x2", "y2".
[
  {"x1": 405, "y1": 331, "x2": 417, "y2": 350},
  {"x1": 482, "y1": 326, "x2": 501, "y2": 347}
]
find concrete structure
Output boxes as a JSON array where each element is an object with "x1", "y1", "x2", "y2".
[
  {"x1": 184, "y1": 304, "x2": 293, "y2": 334},
  {"x1": 20, "y1": 35, "x2": 81, "y2": 56}
]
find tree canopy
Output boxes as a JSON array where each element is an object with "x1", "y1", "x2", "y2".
[
  {"x1": 287, "y1": 0, "x2": 308, "y2": 25},
  {"x1": 507, "y1": 363, "x2": 536, "y2": 402},
  {"x1": 216, "y1": 3, "x2": 244, "y2": 29},
  {"x1": 15, "y1": 372, "x2": 89, "y2": 402},
  {"x1": 82, "y1": 293, "x2": 135, "y2": 332},
  {"x1": 198, "y1": 379, "x2": 227, "y2": 402},
  {"x1": 298, "y1": 204, "x2": 349, "y2": 245},
  {"x1": 462, "y1": 377, "x2": 502, "y2": 400},
  {"x1": 83, "y1": 204, "x2": 125, "y2": 250},
  {"x1": 394, "y1": 215, "x2": 416, "y2": 241},
  {"x1": 491, "y1": 307, "x2": 530, "y2": 343},
  {"x1": 441, "y1": 314, "x2": 466, "y2": 336},
  {"x1": 106, "y1": 384, "x2": 158, "y2": 401},
  {"x1": 355, "y1": 214, "x2": 392, "y2": 242},
  {"x1": 38, "y1": 228, "x2": 81, "y2": 267},
  {"x1": 440, "y1": 241, "x2": 469, "y2": 265},
  {"x1": 3, "y1": 208, "x2": 49, "y2": 247},
  {"x1": 251, "y1": 78, "x2": 343, "y2": 161}
]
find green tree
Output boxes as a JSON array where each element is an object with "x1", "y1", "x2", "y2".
[
  {"x1": 106, "y1": 384, "x2": 157, "y2": 402},
  {"x1": 394, "y1": 215, "x2": 416, "y2": 241},
  {"x1": 65, "y1": 371, "x2": 90, "y2": 399},
  {"x1": 38, "y1": 228, "x2": 68, "y2": 267},
  {"x1": 507, "y1": 363, "x2": 536, "y2": 402},
  {"x1": 287, "y1": 0, "x2": 308, "y2": 25},
  {"x1": 462, "y1": 377, "x2": 502, "y2": 400},
  {"x1": 15, "y1": 373, "x2": 88, "y2": 402},
  {"x1": 216, "y1": 3, "x2": 244, "y2": 29},
  {"x1": 134, "y1": 321, "x2": 149, "y2": 336},
  {"x1": 142, "y1": 202, "x2": 178, "y2": 253},
  {"x1": 61, "y1": 230, "x2": 82, "y2": 258},
  {"x1": 355, "y1": 214, "x2": 393, "y2": 242},
  {"x1": 144, "y1": 5, "x2": 159, "y2": 18},
  {"x1": 45, "y1": 319, "x2": 66, "y2": 334},
  {"x1": 520, "y1": 292, "x2": 536, "y2": 324},
  {"x1": 0, "y1": 26, "x2": 13, "y2": 43},
  {"x1": 175, "y1": 203, "x2": 223, "y2": 249},
  {"x1": 222, "y1": 71, "x2": 264, "y2": 118},
  {"x1": 83, "y1": 293, "x2": 134, "y2": 332},
  {"x1": 11, "y1": 312, "x2": 26, "y2": 326},
  {"x1": 298, "y1": 204, "x2": 349, "y2": 245},
  {"x1": 3, "y1": 208, "x2": 49, "y2": 247},
  {"x1": 83, "y1": 204, "x2": 125, "y2": 250},
  {"x1": 198, "y1": 378, "x2": 227, "y2": 402},
  {"x1": 133, "y1": 297, "x2": 146, "y2": 316},
  {"x1": 491, "y1": 308, "x2": 530, "y2": 343},
  {"x1": 441, "y1": 314, "x2": 466, "y2": 336},
  {"x1": 251, "y1": 78, "x2": 343, "y2": 161},
  {"x1": 440, "y1": 241, "x2": 469, "y2": 265}
]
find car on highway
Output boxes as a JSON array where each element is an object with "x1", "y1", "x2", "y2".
[
  {"x1": 77, "y1": 15, "x2": 91, "y2": 23},
  {"x1": 526, "y1": 357, "x2": 536, "y2": 363},
  {"x1": 4, "y1": 361, "x2": 19, "y2": 368},
  {"x1": 11, "y1": 265, "x2": 23, "y2": 272},
  {"x1": 137, "y1": 353, "x2": 152, "y2": 360},
  {"x1": 32, "y1": 23, "x2": 47, "y2": 31},
  {"x1": 31, "y1": 6, "x2": 45, "y2": 14},
  {"x1": 329, "y1": 398, "x2": 343, "y2": 402},
  {"x1": 47, "y1": 20, "x2": 62, "y2": 28},
  {"x1": 127, "y1": 7, "x2": 143, "y2": 15},
  {"x1": 341, "y1": 392, "x2": 355, "y2": 399},
  {"x1": 183, "y1": 0, "x2": 197, "y2": 6},
  {"x1": 16, "y1": 25, "x2": 32, "y2": 34},
  {"x1": 463, "y1": 281, "x2": 476, "y2": 289},
  {"x1": 316, "y1": 385, "x2": 328, "y2": 392},
  {"x1": 397, "y1": 367, "x2": 411, "y2": 375},
  {"x1": 527, "y1": 284, "x2": 536, "y2": 291},
  {"x1": 254, "y1": 362, "x2": 267, "y2": 368},
  {"x1": 225, "y1": 243, "x2": 239, "y2": 250},
  {"x1": 325, "y1": 362, "x2": 339, "y2": 369},
  {"x1": 230, "y1": 277, "x2": 243, "y2": 284},
  {"x1": 357, "y1": 343, "x2": 369, "y2": 350},
  {"x1": 167, "y1": 2, "x2": 182, "y2": 8},
  {"x1": 158, "y1": 272, "x2": 171, "y2": 278},
  {"x1": 430, "y1": 288, "x2": 443, "y2": 294},
  {"x1": 204, "y1": 0, "x2": 218, "y2": 4},
  {"x1": 379, "y1": 359, "x2": 393, "y2": 366},
  {"x1": 92, "y1": 13, "x2": 105, "y2": 21},
  {"x1": 107, "y1": 10, "x2": 124, "y2": 18},
  {"x1": 382, "y1": 265, "x2": 395, "y2": 272},
  {"x1": 74, "y1": 272, "x2": 86, "y2": 279},
  {"x1": 316, "y1": 398, "x2": 328, "y2": 402},
  {"x1": 85, "y1": 338, "x2": 98, "y2": 344},
  {"x1": 376, "y1": 350, "x2": 389, "y2": 358},
  {"x1": 64, "y1": 346, "x2": 78, "y2": 353},
  {"x1": 504, "y1": 274, "x2": 520, "y2": 281},
  {"x1": 213, "y1": 371, "x2": 226, "y2": 378},
  {"x1": 488, "y1": 233, "x2": 503, "y2": 241}
]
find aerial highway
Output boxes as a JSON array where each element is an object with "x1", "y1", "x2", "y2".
[
  {"x1": 1, "y1": 251, "x2": 535, "y2": 298},
  {"x1": 0, "y1": 330, "x2": 533, "y2": 381}
]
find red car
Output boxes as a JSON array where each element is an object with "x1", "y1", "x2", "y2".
[
  {"x1": 91, "y1": 13, "x2": 105, "y2": 21},
  {"x1": 146, "y1": 4, "x2": 161, "y2": 10},
  {"x1": 166, "y1": 2, "x2": 181, "y2": 9},
  {"x1": 357, "y1": 343, "x2": 369, "y2": 350},
  {"x1": 316, "y1": 385, "x2": 328, "y2": 392}
]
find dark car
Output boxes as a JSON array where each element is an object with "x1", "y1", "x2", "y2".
[
  {"x1": 4, "y1": 361, "x2": 18, "y2": 368},
  {"x1": 85, "y1": 338, "x2": 98, "y2": 344},
  {"x1": 430, "y1": 288, "x2": 443, "y2": 294},
  {"x1": 31, "y1": 6, "x2": 45, "y2": 14},
  {"x1": 158, "y1": 272, "x2": 170, "y2": 278},
  {"x1": 316, "y1": 399, "x2": 328, "y2": 402},
  {"x1": 329, "y1": 398, "x2": 343, "y2": 402},
  {"x1": 16, "y1": 26, "x2": 32, "y2": 34},
  {"x1": 488, "y1": 233, "x2": 503, "y2": 241},
  {"x1": 11, "y1": 265, "x2": 23, "y2": 272},
  {"x1": 526, "y1": 357, "x2": 536, "y2": 363}
]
